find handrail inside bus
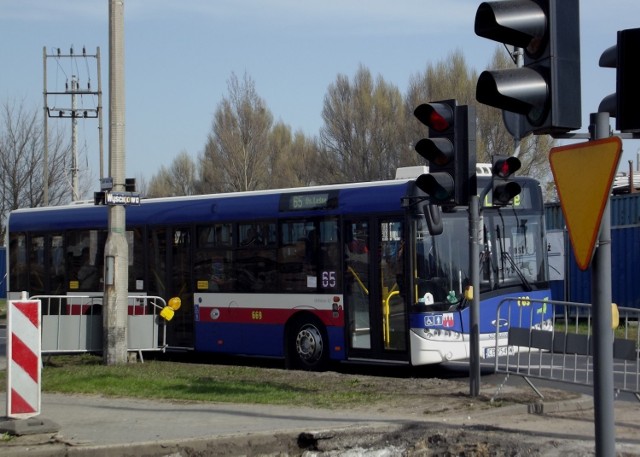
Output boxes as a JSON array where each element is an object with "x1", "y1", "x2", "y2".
[
  {"x1": 383, "y1": 290, "x2": 399, "y2": 348},
  {"x1": 347, "y1": 265, "x2": 369, "y2": 295}
]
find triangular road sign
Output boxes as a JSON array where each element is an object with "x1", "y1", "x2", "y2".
[{"x1": 549, "y1": 137, "x2": 622, "y2": 271}]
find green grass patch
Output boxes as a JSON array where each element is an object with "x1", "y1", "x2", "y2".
[
  {"x1": 34, "y1": 354, "x2": 384, "y2": 409},
  {"x1": 553, "y1": 318, "x2": 639, "y2": 349},
  {"x1": 0, "y1": 299, "x2": 5, "y2": 321},
  {"x1": 554, "y1": 318, "x2": 638, "y2": 342}
]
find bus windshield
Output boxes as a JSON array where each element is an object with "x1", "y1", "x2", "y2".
[
  {"x1": 480, "y1": 208, "x2": 548, "y2": 292},
  {"x1": 412, "y1": 207, "x2": 548, "y2": 310}
]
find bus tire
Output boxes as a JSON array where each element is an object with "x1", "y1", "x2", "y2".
[{"x1": 287, "y1": 316, "x2": 328, "y2": 371}]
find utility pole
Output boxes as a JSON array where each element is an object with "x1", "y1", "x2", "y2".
[
  {"x1": 43, "y1": 46, "x2": 103, "y2": 203},
  {"x1": 103, "y1": 0, "x2": 129, "y2": 365},
  {"x1": 71, "y1": 76, "x2": 79, "y2": 201}
]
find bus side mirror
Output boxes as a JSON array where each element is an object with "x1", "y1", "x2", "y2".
[{"x1": 423, "y1": 203, "x2": 443, "y2": 236}]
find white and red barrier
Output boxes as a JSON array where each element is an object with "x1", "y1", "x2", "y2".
[{"x1": 6, "y1": 294, "x2": 41, "y2": 419}]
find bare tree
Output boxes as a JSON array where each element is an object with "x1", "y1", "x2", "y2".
[
  {"x1": 199, "y1": 72, "x2": 273, "y2": 193},
  {"x1": 146, "y1": 150, "x2": 198, "y2": 197},
  {"x1": 0, "y1": 100, "x2": 70, "y2": 243},
  {"x1": 319, "y1": 65, "x2": 407, "y2": 183},
  {"x1": 267, "y1": 122, "x2": 321, "y2": 189}
]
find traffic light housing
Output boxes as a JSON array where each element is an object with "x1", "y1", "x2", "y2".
[
  {"x1": 94, "y1": 191, "x2": 105, "y2": 205},
  {"x1": 491, "y1": 155, "x2": 522, "y2": 205},
  {"x1": 599, "y1": 28, "x2": 640, "y2": 133},
  {"x1": 413, "y1": 100, "x2": 476, "y2": 206},
  {"x1": 474, "y1": 0, "x2": 581, "y2": 136}
]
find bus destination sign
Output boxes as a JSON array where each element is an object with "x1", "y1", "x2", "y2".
[{"x1": 280, "y1": 191, "x2": 338, "y2": 211}]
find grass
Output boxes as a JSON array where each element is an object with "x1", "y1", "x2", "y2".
[
  {"x1": 0, "y1": 354, "x2": 387, "y2": 409},
  {"x1": 0, "y1": 299, "x2": 5, "y2": 322},
  {"x1": 554, "y1": 318, "x2": 639, "y2": 343}
]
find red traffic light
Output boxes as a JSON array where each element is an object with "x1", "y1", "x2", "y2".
[
  {"x1": 492, "y1": 156, "x2": 521, "y2": 178},
  {"x1": 414, "y1": 103, "x2": 454, "y2": 132},
  {"x1": 491, "y1": 155, "x2": 522, "y2": 205}
]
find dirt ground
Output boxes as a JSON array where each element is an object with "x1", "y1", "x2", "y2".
[
  {"x1": 237, "y1": 367, "x2": 597, "y2": 456},
  {"x1": 4, "y1": 362, "x2": 626, "y2": 456}
]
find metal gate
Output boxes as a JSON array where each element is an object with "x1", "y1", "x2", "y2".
[
  {"x1": 33, "y1": 294, "x2": 169, "y2": 356},
  {"x1": 492, "y1": 298, "x2": 639, "y2": 397}
]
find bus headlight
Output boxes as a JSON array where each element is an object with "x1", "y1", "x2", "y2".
[{"x1": 423, "y1": 328, "x2": 463, "y2": 341}]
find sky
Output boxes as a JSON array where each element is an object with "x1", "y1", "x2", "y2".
[{"x1": 2, "y1": 0, "x2": 640, "y2": 188}]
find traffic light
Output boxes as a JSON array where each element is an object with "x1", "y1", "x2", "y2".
[
  {"x1": 491, "y1": 155, "x2": 522, "y2": 205},
  {"x1": 413, "y1": 100, "x2": 476, "y2": 206},
  {"x1": 94, "y1": 191, "x2": 105, "y2": 205},
  {"x1": 125, "y1": 178, "x2": 137, "y2": 192},
  {"x1": 599, "y1": 28, "x2": 640, "y2": 133},
  {"x1": 474, "y1": 0, "x2": 581, "y2": 136}
]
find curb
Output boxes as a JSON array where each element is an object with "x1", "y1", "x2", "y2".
[{"x1": 527, "y1": 395, "x2": 593, "y2": 415}]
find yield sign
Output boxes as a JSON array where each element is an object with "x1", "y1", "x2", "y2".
[{"x1": 549, "y1": 137, "x2": 622, "y2": 271}]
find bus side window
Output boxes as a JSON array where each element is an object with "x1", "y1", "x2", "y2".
[
  {"x1": 237, "y1": 222, "x2": 277, "y2": 292},
  {"x1": 9, "y1": 233, "x2": 28, "y2": 292},
  {"x1": 28, "y1": 235, "x2": 45, "y2": 295}
]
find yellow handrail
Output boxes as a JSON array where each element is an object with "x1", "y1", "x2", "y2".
[
  {"x1": 347, "y1": 265, "x2": 369, "y2": 295},
  {"x1": 383, "y1": 290, "x2": 399, "y2": 348}
]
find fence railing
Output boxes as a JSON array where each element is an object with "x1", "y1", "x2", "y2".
[
  {"x1": 493, "y1": 298, "x2": 639, "y2": 397},
  {"x1": 32, "y1": 294, "x2": 168, "y2": 356}
]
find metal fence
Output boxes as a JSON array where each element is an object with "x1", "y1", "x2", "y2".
[
  {"x1": 492, "y1": 298, "x2": 640, "y2": 398},
  {"x1": 33, "y1": 294, "x2": 168, "y2": 358}
]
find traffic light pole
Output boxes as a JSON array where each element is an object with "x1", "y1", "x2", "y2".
[
  {"x1": 590, "y1": 112, "x2": 616, "y2": 457},
  {"x1": 469, "y1": 195, "x2": 481, "y2": 397}
]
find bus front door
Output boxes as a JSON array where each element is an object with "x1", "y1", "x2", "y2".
[{"x1": 344, "y1": 218, "x2": 407, "y2": 360}]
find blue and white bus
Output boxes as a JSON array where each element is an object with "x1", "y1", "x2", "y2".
[{"x1": 6, "y1": 167, "x2": 551, "y2": 369}]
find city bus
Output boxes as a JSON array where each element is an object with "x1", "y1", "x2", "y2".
[{"x1": 6, "y1": 166, "x2": 552, "y2": 369}]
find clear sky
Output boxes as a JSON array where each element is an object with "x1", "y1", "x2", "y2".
[{"x1": 1, "y1": 0, "x2": 639, "y2": 186}]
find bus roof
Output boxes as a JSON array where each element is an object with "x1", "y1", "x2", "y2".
[{"x1": 8, "y1": 178, "x2": 413, "y2": 232}]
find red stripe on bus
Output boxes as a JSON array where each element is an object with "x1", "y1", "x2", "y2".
[{"x1": 198, "y1": 306, "x2": 343, "y2": 326}]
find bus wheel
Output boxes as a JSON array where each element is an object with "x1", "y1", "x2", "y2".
[{"x1": 288, "y1": 318, "x2": 328, "y2": 371}]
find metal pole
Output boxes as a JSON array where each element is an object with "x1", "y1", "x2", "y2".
[
  {"x1": 71, "y1": 76, "x2": 79, "y2": 201},
  {"x1": 469, "y1": 195, "x2": 481, "y2": 396},
  {"x1": 104, "y1": 0, "x2": 129, "y2": 365},
  {"x1": 590, "y1": 111, "x2": 616, "y2": 457},
  {"x1": 513, "y1": 47, "x2": 523, "y2": 157},
  {"x1": 42, "y1": 47, "x2": 49, "y2": 206},
  {"x1": 97, "y1": 46, "x2": 104, "y2": 180}
]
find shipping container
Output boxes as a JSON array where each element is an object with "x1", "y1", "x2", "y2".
[{"x1": 545, "y1": 193, "x2": 640, "y2": 309}]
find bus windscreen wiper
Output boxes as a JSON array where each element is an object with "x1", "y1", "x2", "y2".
[
  {"x1": 496, "y1": 221, "x2": 532, "y2": 292},
  {"x1": 500, "y1": 251, "x2": 533, "y2": 292}
]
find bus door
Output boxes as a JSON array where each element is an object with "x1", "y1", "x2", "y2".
[
  {"x1": 343, "y1": 218, "x2": 407, "y2": 359},
  {"x1": 150, "y1": 226, "x2": 193, "y2": 348}
]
